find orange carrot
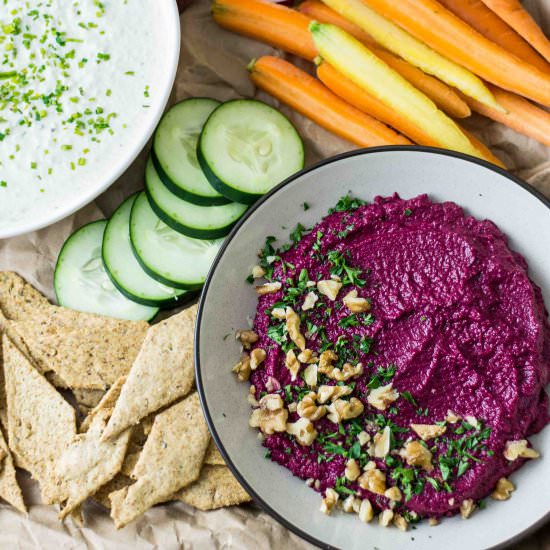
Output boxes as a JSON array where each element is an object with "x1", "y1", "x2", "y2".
[
  {"x1": 317, "y1": 61, "x2": 504, "y2": 166},
  {"x1": 212, "y1": 0, "x2": 317, "y2": 60},
  {"x1": 461, "y1": 129, "x2": 506, "y2": 168},
  {"x1": 298, "y1": 0, "x2": 471, "y2": 118},
  {"x1": 464, "y1": 85, "x2": 550, "y2": 148},
  {"x1": 362, "y1": 0, "x2": 550, "y2": 106},
  {"x1": 438, "y1": 0, "x2": 550, "y2": 72},
  {"x1": 248, "y1": 56, "x2": 412, "y2": 147},
  {"x1": 480, "y1": 0, "x2": 550, "y2": 64}
]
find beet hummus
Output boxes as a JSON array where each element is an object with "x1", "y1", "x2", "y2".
[{"x1": 233, "y1": 193, "x2": 550, "y2": 528}]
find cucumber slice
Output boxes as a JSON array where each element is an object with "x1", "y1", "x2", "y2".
[
  {"x1": 198, "y1": 99, "x2": 304, "y2": 204},
  {"x1": 145, "y1": 157, "x2": 247, "y2": 239},
  {"x1": 152, "y1": 98, "x2": 229, "y2": 206},
  {"x1": 102, "y1": 194, "x2": 191, "y2": 307},
  {"x1": 55, "y1": 221, "x2": 158, "y2": 321},
  {"x1": 130, "y1": 192, "x2": 223, "y2": 289}
]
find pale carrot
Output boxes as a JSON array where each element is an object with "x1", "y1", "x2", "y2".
[
  {"x1": 362, "y1": 0, "x2": 550, "y2": 106},
  {"x1": 212, "y1": 0, "x2": 317, "y2": 60},
  {"x1": 299, "y1": 0, "x2": 471, "y2": 118},
  {"x1": 317, "y1": 61, "x2": 504, "y2": 166},
  {"x1": 480, "y1": 0, "x2": 550, "y2": 64},
  {"x1": 438, "y1": 0, "x2": 550, "y2": 72},
  {"x1": 310, "y1": 22, "x2": 483, "y2": 158},
  {"x1": 464, "y1": 85, "x2": 550, "y2": 148},
  {"x1": 248, "y1": 56, "x2": 412, "y2": 147}
]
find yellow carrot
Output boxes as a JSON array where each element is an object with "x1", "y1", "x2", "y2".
[
  {"x1": 309, "y1": 23, "x2": 482, "y2": 158},
  {"x1": 248, "y1": 56, "x2": 412, "y2": 147},
  {"x1": 318, "y1": 0, "x2": 502, "y2": 111}
]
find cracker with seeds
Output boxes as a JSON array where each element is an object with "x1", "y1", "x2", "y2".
[
  {"x1": 0, "y1": 272, "x2": 50, "y2": 319},
  {"x1": 176, "y1": 465, "x2": 251, "y2": 510},
  {"x1": 102, "y1": 306, "x2": 197, "y2": 441},
  {"x1": 79, "y1": 377, "x2": 126, "y2": 433},
  {"x1": 0, "y1": 428, "x2": 26, "y2": 514},
  {"x1": 204, "y1": 440, "x2": 225, "y2": 466},
  {"x1": 93, "y1": 474, "x2": 133, "y2": 510},
  {"x1": 109, "y1": 392, "x2": 209, "y2": 528}
]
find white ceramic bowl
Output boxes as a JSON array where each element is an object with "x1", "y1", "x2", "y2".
[
  {"x1": 0, "y1": 0, "x2": 180, "y2": 239},
  {"x1": 196, "y1": 147, "x2": 550, "y2": 550}
]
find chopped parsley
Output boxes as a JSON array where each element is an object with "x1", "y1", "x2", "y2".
[
  {"x1": 366, "y1": 364, "x2": 396, "y2": 389},
  {"x1": 328, "y1": 193, "x2": 366, "y2": 214}
]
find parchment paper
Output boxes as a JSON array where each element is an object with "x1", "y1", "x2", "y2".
[{"x1": 0, "y1": 0, "x2": 549, "y2": 547}]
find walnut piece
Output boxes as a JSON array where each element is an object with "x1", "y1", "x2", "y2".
[
  {"x1": 358, "y1": 467, "x2": 386, "y2": 495},
  {"x1": 343, "y1": 289, "x2": 371, "y2": 313},
  {"x1": 460, "y1": 499, "x2": 476, "y2": 519},
  {"x1": 317, "y1": 384, "x2": 353, "y2": 404},
  {"x1": 358, "y1": 499, "x2": 374, "y2": 523},
  {"x1": 327, "y1": 397, "x2": 364, "y2": 423},
  {"x1": 271, "y1": 307, "x2": 286, "y2": 320},
  {"x1": 285, "y1": 349, "x2": 301, "y2": 381},
  {"x1": 285, "y1": 307, "x2": 306, "y2": 351},
  {"x1": 256, "y1": 281, "x2": 282, "y2": 295},
  {"x1": 344, "y1": 458, "x2": 361, "y2": 482},
  {"x1": 410, "y1": 423, "x2": 446, "y2": 441},
  {"x1": 358, "y1": 431, "x2": 371, "y2": 446},
  {"x1": 249, "y1": 394, "x2": 288, "y2": 435},
  {"x1": 324, "y1": 362, "x2": 364, "y2": 382},
  {"x1": 342, "y1": 495, "x2": 361, "y2": 513},
  {"x1": 393, "y1": 514, "x2": 408, "y2": 531},
  {"x1": 399, "y1": 441, "x2": 434, "y2": 472},
  {"x1": 445, "y1": 410, "x2": 461, "y2": 423},
  {"x1": 286, "y1": 417, "x2": 318, "y2": 446},
  {"x1": 318, "y1": 350, "x2": 338, "y2": 373},
  {"x1": 491, "y1": 477, "x2": 515, "y2": 501},
  {"x1": 236, "y1": 330, "x2": 258, "y2": 350},
  {"x1": 320, "y1": 488, "x2": 339, "y2": 515},
  {"x1": 379, "y1": 509, "x2": 394, "y2": 527},
  {"x1": 317, "y1": 279, "x2": 343, "y2": 301},
  {"x1": 373, "y1": 426, "x2": 391, "y2": 458},
  {"x1": 302, "y1": 291, "x2": 318, "y2": 311},
  {"x1": 302, "y1": 364, "x2": 318, "y2": 388},
  {"x1": 298, "y1": 349, "x2": 318, "y2": 364},
  {"x1": 250, "y1": 348, "x2": 266, "y2": 371},
  {"x1": 384, "y1": 486, "x2": 402, "y2": 502},
  {"x1": 251, "y1": 265, "x2": 266, "y2": 279},
  {"x1": 504, "y1": 439, "x2": 540, "y2": 461},
  {"x1": 232, "y1": 353, "x2": 251, "y2": 382},
  {"x1": 297, "y1": 392, "x2": 327, "y2": 421},
  {"x1": 367, "y1": 383, "x2": 399, "y2": 411}
]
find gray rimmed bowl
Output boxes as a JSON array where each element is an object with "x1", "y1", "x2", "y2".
[{"x1": 195, "y1": 147, "x2": 550, "y2": 550}]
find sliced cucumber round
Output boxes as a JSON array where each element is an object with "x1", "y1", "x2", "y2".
[
  {"x1": 54, "y1": 221, "x2": 159, "y2": 321},
  {"x1": 130, "y1": 192, "x2": 223, "y2": 289},
  {"x1": 198, "y1": 99, "x2": 304, "y2": 204},
  {"x1": 145, "y1": 157, "x2": 247, "y2": 240},
  {"x1": 102, "y1": 194, "x2": 191, "y2": 308},
  {"x1": 152, "y1": 98, "x2": 229, "y2": 206}
]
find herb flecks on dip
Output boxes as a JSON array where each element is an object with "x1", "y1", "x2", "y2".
[{"x1": 233, "y1": 194, "x2": 549, "y2": 529}]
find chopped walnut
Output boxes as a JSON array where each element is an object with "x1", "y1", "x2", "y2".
[
  {"x1": 410, "y1": 423, "x2": 446, "y2": 441},
  {"x1": 285, "y1": 350, "x2": 301, "y2": 381},
  {"x1": 464, "y1": 415, "x2": 479, "y2": 429},
  {"x1": 320, "y1": 488, "x2": 339, "y2": 515},
  {"x1": 271, "y1": 307, "x2": 286, "y2": 320},
  {"x1": 249, "y1": 394, "x2": 288, "y2": 434},
  {"x1": 251, "y1": 265, "x2": 266, "y2": 279},
  {"x1": 317, "y1": 384, "x2": 353, "y2": 404},
  {"x1": 298, "y1": 349, "x2": 318, "y2": 364},
  {"x1": 428, "y1": 518, "x2": 439, "y2": 527},
  {"x1": 393, "y1": 514, "x2": 408, "y2": 531},
  {"x1": 250, "y1": 348, "x2": 266, "y2": 371},
  {"x1": 318, "y1": 350, "x2": 338, "y2": 373},
  {"x1": 297, "y1": 392, "x2": 327, "y2": 421},
  {"x1": 302, "y1": 291, "x2": 318, "y2": 311},
  {"x1": 384, "y1": 486, "x2": 402, "y2": 502},
  {"x1": 306, "y1": 280, "x2": 316, "y2": 288},
  {"x1": 265, "y1": 376, "x2": 280, "y2": 393},
  {"x1": 358, "y1": 431, "x2": 371, "y2": 446},
  {"x1": 460, "y1": 499, "x2": 476, "y2": 519},
  {"x1": 317, "y1": 279, "x2": 343, "y2": 301},
  {"x1": 232, "y1": 353, "x2": 251, "y2": 382},
  {"x1": 445, "y1": 410, "x2": 461, "y2": 424},
  {"x1": 491, "y1": 477, "x2": 515, "y2": 501},
  {"x1": 235, "y1": 330, "x2": 258, "y2": 350},
  {"x1": 373, "y1": 426, "x2": 391, "y2": 458},
  {"x1": 324, "y1": 362, "x2": 364, "y2": 382},
  {"x1": 286, "y1": 417, "x2": 318, "y2": 446},
  {"x1": 303, "y1": 364, "x2": 318, "y2": 387},
  {"x1": 247, "y1": 385, "x2": 259, "y2": 407},
  {"x1": 342, "y1": 495, "x2": 361, "y2": 513},
  {"x1": 256, "y1": 281, "x2": 282, "y2": 295},
  {"x1": 379, "y1": 509, "x2": 394, "y2": 527},
  {"x1": 285, "y1": 307, "x2": 306, "y2": 351},
  {"x1": 358, "y1": 499, "x2": 374, "y2": 523},
  {"x1": 399, "y1": 441, "x2": 434, "y2": 472},
  {"x1": 327, "y1": 398, "x2": 364, "y2": 423},
  {"x1": 288, "y1": 402, "x2": 297, "y2": 413},
  {"x1": 343, "y1": 289, "x2": 371, "y2": 313},
  {"x1": 504, "y1": 439, "x2": 540, "y2": 460},
  {"x1": 345, "y1": 458, "x2": 361, "y2": 482},
  {"x1": 367, "y1": 383, "x2": 399, "y2": 411},
  {"x1": 358, "y1": 467, "x2": 386, "y2": 495}
]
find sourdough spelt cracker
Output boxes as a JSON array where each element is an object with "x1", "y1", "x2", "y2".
[
  {"x1": 73, "y1": 388, "x2": 106, "y2": 416},
  {"x1": 109, "y1": 392, "x2": 209, "y2": 528},
  {"x1": 204, "y1": 440, "x2": 225, "y2": 466},
  {"x1": 79, "y1": 377, "x2": 126, "y2": 433},
  {"x1": 102, "y1": 306, "x2": 197, "y2": 441},
  {"x1": 176, "y1": 466, "x2": 251, "y2": 510},
  {"x1": 92, "y1": 474, "x2": 133, "y2": 510},
  {"x1": 3, "y1": 334, "x2": 77, "y2": 502},
  {"x1": 52, "y1": 409, "x2": 131, "y2": 519},
  {"x1": 0, "y1": 428, "x2": 26, "y2": 514},
  {"x1": 0, "y1": 272, "x2": 50, "y2": 319}
]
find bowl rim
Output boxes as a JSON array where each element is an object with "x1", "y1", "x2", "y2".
[
  {"x1": 0, "y1": 0, "x2": 181, "y2": 240},
  {"x1": 195, "y1": 145, "x2": 550, "y2": 550}
]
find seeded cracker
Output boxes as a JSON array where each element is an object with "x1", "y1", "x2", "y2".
[
  {"x1": 204, "y1": 439, "x2": 226, "y2": 466},
  {"x1": 0, "y1": 272, "x2": 50, "y2": 319},
  {"x1": 109, "y1": 392, "x2": 209, "y2": 528},
  {"x1": 176, "y1": 465, "x2": 251, "y2": 510},
  {"x1": 0, "y1": 427, "x2": 26, "y2": 514},
  {"x1": 102, "y1": 306, "x2": 197, "y2": 441},
  {"x1": 79, "y1": 377, "x2": 126, "y2": 433}
]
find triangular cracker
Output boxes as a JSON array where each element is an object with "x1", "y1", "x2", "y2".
[
  {"x1": 0, "y1": 272, "x2": 50, "y2": 319},
  {"x1": 102, "y1": 306, "x2": 197, "y2": 441},
  {"x1": 109, "y1": 392, "x2": 209, "y2": 528},
  {"x1": 0, "y1": 428, "x2": 26, "y2": 514},
  {"x1": 204, "y1": 439, "x2": 225, "y2": 466},
  {"x1": 176, "y1": 465, "x2": 251, "y2": 510},
  {"x1": 3, "y1": 334, "x2": 77, "y2": 503},
  {"x1": 92, "y1": 474, "x2": 133, "y2": 510},
  {"x1": 79, "y1": 377, "x2": 126, "y2": 433}
]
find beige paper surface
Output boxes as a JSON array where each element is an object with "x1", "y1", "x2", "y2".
[{"x1": 0, "y1": 0, "x2": 549, "y2": 547}]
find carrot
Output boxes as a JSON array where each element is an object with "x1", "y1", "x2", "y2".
[
  {"x1": 437, "y1": 0, "x2": 550, "y2": 72},
  {"x1": 309, "y1": 22, "x2": 483, "y2": 158},
  {"x1": 464, "y1": 85, "x2": 550, "y2": 148},
  {"x1": 299, "y1": 0, "x2": 471, "y2": 118},
  {"x1": 212, "y1": 0, "x2": 317, "y2": 60},
  {"x1": 461, "y1": 129, "x2": 506, "y2": 168},
  {"x1": 317, "y1": 61, "x2": 504, "y2": 166},
  {"x1": 319, "y1": 0, "x2": 502, "y2": 111},
  {"x1": 362, "y1": 0, "x2": 550, "y2": 107},
  {"x1": 248, "y1": 56, "x2": 412, "y2": 148},
  {"x1": 480, "y1": 0, "x2": 550, "y2": 64}
]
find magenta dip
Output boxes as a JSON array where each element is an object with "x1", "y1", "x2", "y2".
[{"x1": 244, "y1": 194, "x2": 550, "y2": 523}]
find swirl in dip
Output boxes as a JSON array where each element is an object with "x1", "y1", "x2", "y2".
[{"x1": 235, "y1": 194, "x2": 549, "y2": 528}]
